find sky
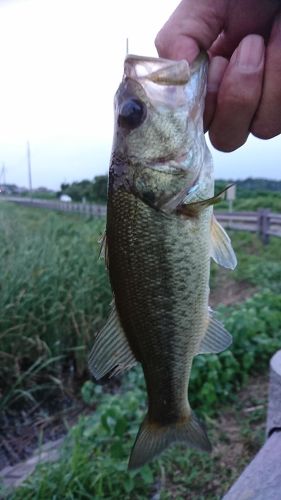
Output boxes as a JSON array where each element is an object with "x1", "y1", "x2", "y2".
[{"x1": 0, "y1": 0, "x2": 280, "y2": 190}]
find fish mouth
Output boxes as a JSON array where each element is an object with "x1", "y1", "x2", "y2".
[
  {"x1": 123, "y1": 52, "x2": 208, "y2": 109},
  {"x1": 124, "y1": 52, "x2": 208, "y2": 84},
  {"x1": 124, "y1": 55, "x2": 191, "y2": 86}
]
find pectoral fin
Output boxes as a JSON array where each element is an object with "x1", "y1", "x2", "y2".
[
  {"x1": 197, "y1": 309, "x2": 232, "y2": 354},
  {"x1": 88, "y1": 303, "x2": 137, "y2": 379},
  {"x1": 176, "y1": 184, "x2": 234, "y2": 218},
  {"x1": 211, "y1": 216, "x2": 237, "y2": 270}
]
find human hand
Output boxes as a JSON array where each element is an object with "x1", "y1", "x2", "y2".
[{"x1": 155, "y1": 0, "x2": 281, "y2": 152}]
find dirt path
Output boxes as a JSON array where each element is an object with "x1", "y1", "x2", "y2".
[
  {"x1": 165, "y1": 375, "x2": 269, "y2": 499},
  {"x1": 0, "y1": 438, "x2": 64, "y2": 489}
]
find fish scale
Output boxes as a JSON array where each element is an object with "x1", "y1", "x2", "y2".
[{"x1": 107, "y1": 189, "x2": 210, "y2": 421}]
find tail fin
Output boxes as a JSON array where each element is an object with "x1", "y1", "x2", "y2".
[{"x1": 128, "y1": 412, "x2": 211, "y2": 470}]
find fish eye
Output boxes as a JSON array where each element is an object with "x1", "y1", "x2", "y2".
[{"x1": 118, "y1": 98, "x2": 147, "y2": 130}]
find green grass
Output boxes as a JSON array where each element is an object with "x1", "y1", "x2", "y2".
[
  {"x1": 0, "y1": 200, "x2": 280, "y2": 412},
  {"x1": 215, "y1": 193, "x2": 281, "y2": 212},
  {"x1": 0, "y1": 200, "x2": 280, "y2": 499},
  {"x1": 214, "y1": 182, "x2": 281, "y2": 212},
  {"x1": 0, "y1": 201, "x2": 279, "y2": 405},
  {"x1": 210, "y1": 231, "x2": 281, "y2": 294},
  {"x1": 230, "y1": 232, "x2": 281, "y2": 291},
  {"x1": 6, "y1": 288, "x2": 279, "y2": 499},
  {"x1": 0, "y1": 201, "x2": 110, "y2": 410}
]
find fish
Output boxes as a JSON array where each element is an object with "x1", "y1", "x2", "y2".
[{"x1": 89, "y1": 52, "x2": 237, "y2": 470}]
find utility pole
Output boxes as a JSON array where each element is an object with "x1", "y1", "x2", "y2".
[
  {"x1": 0, "y1": 164, "x2": 6, "y2": 193},
  {"x1": 2, "y1": 164, "x2": 6, "y2": 185},
  {"x1": 27, "y1": 141, "x2": 32, "y2": 198},
  {"x1": 126, "y1": 38, "x2": 129, "y2": 55}
]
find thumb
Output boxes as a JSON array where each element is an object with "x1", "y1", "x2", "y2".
[{"x1": 155, "y1": 0, "x2": 226, "y2": 62}]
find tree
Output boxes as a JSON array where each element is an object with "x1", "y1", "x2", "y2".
[
  {"x1": 92, "y1": 175, "x2": 108, "y2": 203},
  {"x1": 58, "y1": 175, "x2": 108, "y2": 203}
]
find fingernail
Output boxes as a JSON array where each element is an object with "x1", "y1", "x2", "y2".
[{"x1": 236, "y1": 35, "x2": 264, "y2": 71}]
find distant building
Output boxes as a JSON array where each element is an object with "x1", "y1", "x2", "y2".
[{"x1": 60, "y1": 194, "x2": 72, "y2": 202}]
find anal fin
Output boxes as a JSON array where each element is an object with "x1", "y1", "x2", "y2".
[
  {"x1": 88, "y1": 303, "x2": 137, "y2": 380},
  {"x1": 197, "y1": 309, "x2": 232, "y2": 354}
]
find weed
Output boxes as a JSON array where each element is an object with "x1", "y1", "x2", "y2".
[
  {"x1": 0, "y1": 202, "x2": 110, "y2": 411},
  {"x1": 6, "y1": 289, "x2": 281, "y2": 499}
]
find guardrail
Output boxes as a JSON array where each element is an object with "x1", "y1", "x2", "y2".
[
  {"x1": 215, "y1": 209, "x2": 281, "y2": 243},
  {"x1": 2, "y1": 197, "x2": 281, "y2": 243},
  {"x1": 2, "y1": 196, "x2": 107, "y2": 217}
]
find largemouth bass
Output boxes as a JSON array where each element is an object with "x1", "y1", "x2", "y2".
[{"x1": 89, "y1": 53, "x2": 237, "y2": 470}]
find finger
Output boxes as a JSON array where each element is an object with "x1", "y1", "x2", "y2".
[
  {"x1": 251, "y1": 13, "x2": 281, "y2": 139},
  {"x1": 203, "y1": 56, "x2": 228, "y2": 132},
  {"x1": 210, "y1": 0, "x2": 279, "y2": 58},
  {"x1": 208, "y1": 35, "x2": 265, "y2": 152},
  {"x1": 155, "y1": 0, "x2": 226, "y2": 62}
]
